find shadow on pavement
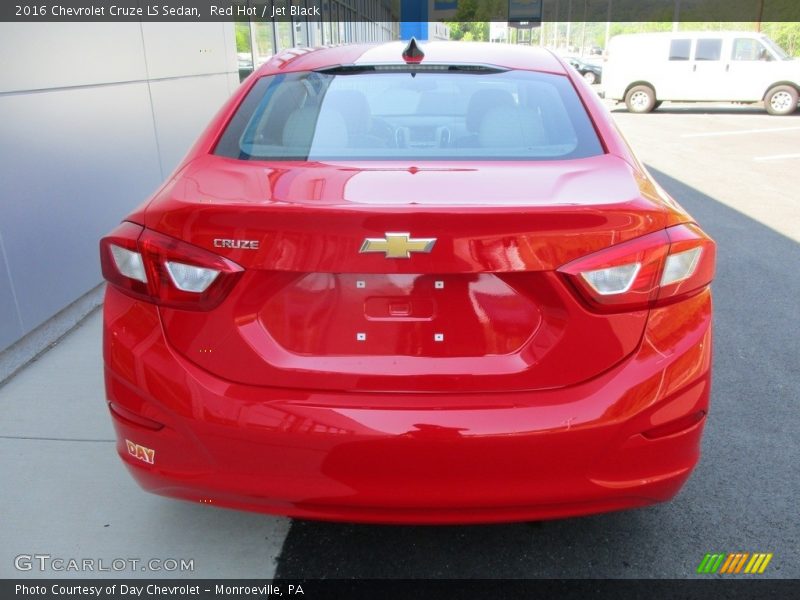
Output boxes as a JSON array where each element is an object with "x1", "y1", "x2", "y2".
[
  {"x1": 274, "y1": 168, "x2": 800, "y2": 579},
  {"x1": 609, "y1": 104, "x2": 800, "y2": 117}
]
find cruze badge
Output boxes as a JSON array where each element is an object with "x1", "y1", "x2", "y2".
[
  {"x1": 359, "y1": 232, "x2": 436, "y2": 259},
  {"x1": 213, "y1": 239, "x2": 260, "y2": 249}
]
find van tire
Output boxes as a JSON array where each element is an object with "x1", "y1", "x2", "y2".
[
  {"x1": 765, "y1": 85, "x2": 799, "y2": 116},
  {"x1": 625, "y1": 85, "x2": 656, "y2": 113}
]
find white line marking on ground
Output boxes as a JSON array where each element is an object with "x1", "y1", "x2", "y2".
[
  {"x1": 753, "y1": 153, "x2": 800, "y2": 162},
  {"x1": 682, "y1": 126, "x2": 800, "y2": 138}
]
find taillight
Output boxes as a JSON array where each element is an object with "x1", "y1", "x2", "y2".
[
  {"x1": 559, "y1": 224, "x2": 715, "y2": 312},
  {"x1": 657, "y1": 223, "x2": 716, "y2": 303},
  {"x1": 100, "y1": 222, "x2": 243, "y2": 310},
  {"x1": 100, "y1": 222, "x2": 150, "y2": 299}
]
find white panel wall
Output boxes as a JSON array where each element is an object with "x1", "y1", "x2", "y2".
[
  {"x1": 0, "y1": 23, "x2": 148, "y2": 93},
  {"x1": 149, "y1": 74, "x2": 235, "y2": 175},
  {"x1": 141, "y1": 22, "x2": 237, "y2": 79},
  {"x1": 0, "y1": 22, "x2": 238, "y2": 352}
]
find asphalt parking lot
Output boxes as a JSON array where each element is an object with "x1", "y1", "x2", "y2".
[{"x1": 1, "y1": 102, "x2": 798, "y2": 580}]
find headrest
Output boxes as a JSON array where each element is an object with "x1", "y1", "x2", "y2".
[
  {"x1": 478, "y1": 107, "x2": 546, "y2": 149},
  {"x1": 322, "y1": 89, "x2": 371, "y2": 135},
  {"x1": 282, "y1": 106, "x2": 348, "y2": 149},
  {"x1": 465, "y1": 89, "x2": 516, "y2": 132}
]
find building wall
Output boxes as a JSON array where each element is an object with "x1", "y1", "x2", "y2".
[
  {"x1": 0, "y1": 23, "x2": 240, "y2": 352},
  {"x1": 0, "y1": 13, "x2": 398, "y2": 355}
]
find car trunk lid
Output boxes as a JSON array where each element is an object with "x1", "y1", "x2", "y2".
[{"x1": 148, "y1": 154, "x2": 670, "y2": 393}]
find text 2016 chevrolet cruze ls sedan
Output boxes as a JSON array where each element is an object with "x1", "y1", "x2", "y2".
[{"x1": 100, "y1": 41, "x2": 716, "y2": 524}]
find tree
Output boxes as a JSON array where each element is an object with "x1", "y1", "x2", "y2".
[
  {"x1": 762, "y1": 22, "x2": 800, "y2": 56},
  {"x1": 446, "y1": 0, "x2": 505, "y2": 42}
]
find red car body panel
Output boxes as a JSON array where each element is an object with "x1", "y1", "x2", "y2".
[
  {"x1": 101, "y1": 42, "x2": 715, "y2": 523},
  {"x1": 104, "y1": 286, "x2": 711, "y2": 523}
]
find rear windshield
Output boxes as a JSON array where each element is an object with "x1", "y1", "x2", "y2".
[{"x1": 214, "y1": 68, "x2": 603, "y2": 161}]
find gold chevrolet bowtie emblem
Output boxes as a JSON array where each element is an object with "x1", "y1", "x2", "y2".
[{"x1": 359, "y1": 232, "x2": 437, "y2": 259}]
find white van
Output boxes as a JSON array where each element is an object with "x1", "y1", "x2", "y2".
[{"x1": 603, "y1": 32, "x2": 800, "y2": 115}]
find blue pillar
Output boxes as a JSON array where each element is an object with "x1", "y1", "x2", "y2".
[{"x1": 400, "y1": 0, "x2": 429, "y2": 40}]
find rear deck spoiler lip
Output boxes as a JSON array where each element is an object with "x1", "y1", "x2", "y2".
[{"x1": 313, "y1": 63, "x2": 510, "y2": 75}]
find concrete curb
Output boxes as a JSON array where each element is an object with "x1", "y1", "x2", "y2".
[{"x1": 0, "y1": 284, "x2": 104, "y2": 386}]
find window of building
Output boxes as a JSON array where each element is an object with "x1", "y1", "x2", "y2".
[
  {"x1": 253, "y1": 21, "x2": 276, "y2": 66},
  {"x1": 233, "y1": 0, "x2": 394, "y2": 73},
  {"x1": 235, "y1": 21, "x2": 254, "y2": 81},
  {"x1": 293, "y1": 20, "x2": 308, "y2": 47},
  {"x1": 275, "y1": 20, "x2": 293, "y2": 50}
]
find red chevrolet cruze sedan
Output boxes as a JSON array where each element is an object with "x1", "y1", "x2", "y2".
[{"x1": 100, "y1": 41, "x2": 715, "y2": 524}]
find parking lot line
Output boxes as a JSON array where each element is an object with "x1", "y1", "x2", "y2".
[
  {"x1": 753, "y1": 153, "x2": 800, "y2": 161},
  {"x1": 682, "y1": 126, "x2": 800, "y2": 138}
]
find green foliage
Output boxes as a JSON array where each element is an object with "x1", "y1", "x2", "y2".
[
  {"x1": 762, "y1": 22, "x2": 800, "y2": 56},
  {"x1": 235, "y1": 22, "x2": 251, "y2": 53},
  {"x1": 446, "y1": 0, "x2": 505, "y2": 41},
  {"x1": 448, "y1": 21, "x2": 489, "y2": 41}
]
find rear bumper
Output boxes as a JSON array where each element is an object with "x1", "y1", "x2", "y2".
[{"x1": 103, "y1": 286, "x2": 712, "y2": 524}]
